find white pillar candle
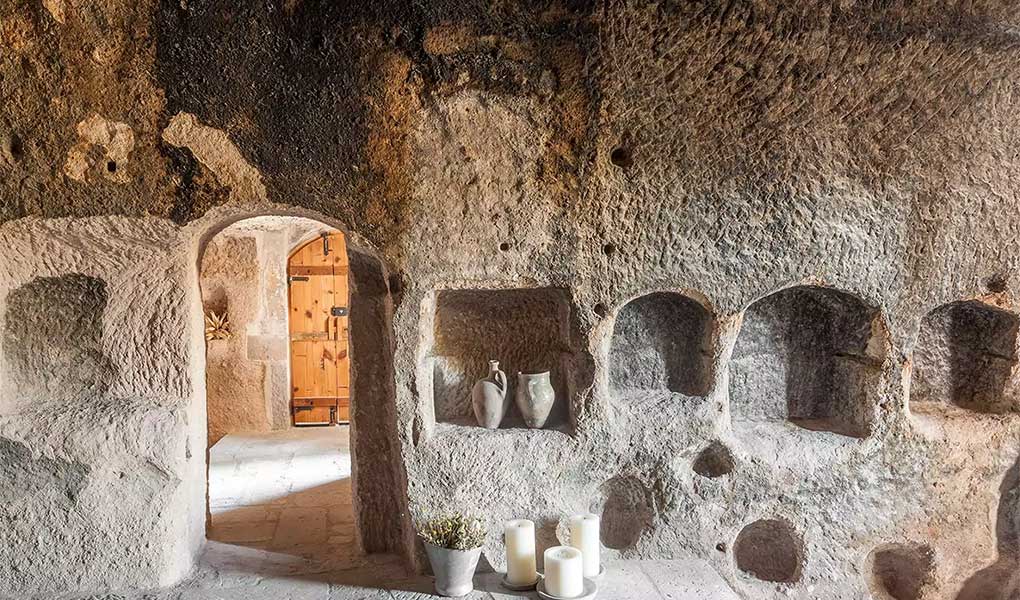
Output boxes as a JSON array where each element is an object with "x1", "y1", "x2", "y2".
[
  {"x1": 568, "y1": 513, "x2": 600, "y2": 577},
  {"x1": 504, "y1": 519, "x2": 537, "y2": 585},
  {"x1": 543, "y1": 545, "x2": 584, "y2": 598}
]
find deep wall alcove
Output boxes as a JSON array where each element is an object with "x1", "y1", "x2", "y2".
[
  {"x1": 430, "y1": 288, "x2": 574, "y2": 429},
  {"x1": 912, "y1": 300, "x2": 1019, "y2": 415},
  {"x1": 729, "y1": 286, "x2": 884, "y2": 438},
  {"x1": 608, "y1": 292, "x2": 712, "y2": 396}
]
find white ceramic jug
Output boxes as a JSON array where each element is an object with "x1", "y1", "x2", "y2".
[
  {"x1": 471, "y1": 360, "x2": 508, "y2": 429},
  {"x1": 515, "y1": 371, "x2": 555, "y2": 429}
]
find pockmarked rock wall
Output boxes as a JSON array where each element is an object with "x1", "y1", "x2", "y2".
[
  {"x1": 0, "y1": 218, "x2": 206, "y2": 594},
  {"x1": 4, "y1": 1, "x2": 1020, "y2": 598}
]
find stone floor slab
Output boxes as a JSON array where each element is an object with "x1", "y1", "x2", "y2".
[{"x1": 640, "y1": 559, "x2": 739, "y2": 600}]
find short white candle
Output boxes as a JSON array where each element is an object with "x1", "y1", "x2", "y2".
[
  {"x1": 543, "y1": 545, "x2": 584, "y2": 598},
  {"x1": 568, "y1": 513, "x2": 600, "y2": 577},
  {"x1": 504, "y1": 519, "x2": 537, "y2": 585}
]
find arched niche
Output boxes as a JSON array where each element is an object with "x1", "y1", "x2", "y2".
[
  {"x1": 608, "y1": 292, "x2": 712, "y2": 396},
  {"x1": 912, "y1": 300, "x2": 1019, "y2": 415},
  {"x1": 430, "y1": 288, "x2": 574, "y2": 430},
  {"x1": 729, "y1": 285, "x2": 884, "y2": 438}
]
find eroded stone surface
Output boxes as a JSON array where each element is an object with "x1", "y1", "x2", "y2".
[{"x1": 5, "y1": 2, "x2": 1020, "y2": 599}]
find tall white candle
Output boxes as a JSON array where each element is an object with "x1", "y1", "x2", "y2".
[
  {"x1": 568, "y1": 513, "x2": 600, "y2": 577},
  {"x1": 504, "y1": 519, "x2": 537, "y2": 585},
  {"x1": 543, "y1": 546, "x2": 584, "y2": 598}
]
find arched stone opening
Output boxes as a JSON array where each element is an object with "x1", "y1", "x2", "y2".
[
  {"x1": 912, "y1": 300, "x2": 1019, "y2": 415},
  {"x1": 194, "y1": 209, "x2": 407, "y2": 559},
  {"x1": 608, "y1": 292, "x2": 713, "y2": 397},
  {"x1": 729, "y1": 285, "x2": 885, "y2": 438}
]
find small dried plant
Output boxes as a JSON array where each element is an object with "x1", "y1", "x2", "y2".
[
  {"x1": 204, "y1": 310, "x2": 231, "y2": 341},
  {"x1": 417, "y1": 514, "x2": 486, "y2": 550}
]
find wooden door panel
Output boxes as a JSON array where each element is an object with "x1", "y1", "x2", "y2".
[
  {"x1": 289, "y1": 232, "x2": 351, "y2": 426},
  {"x1": 294, "y1": 406, "x2": 332, "y2": 425},
  {"x1": 289, "y1": 275, "x2": 334, "y2": 337},
  {"x1": 291, "y1": 341, "x2": 340, "y2": 399},
  {"x1": 293, "y1": 397, "x2": 340, "y2": 408}
]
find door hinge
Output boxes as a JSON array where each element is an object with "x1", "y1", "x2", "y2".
[
  {"x1": 288, "y1": 276, "x2": 309, "y2": 283},
  {"x1": 330, "y1": 306, "x2": 348, "y2": 317}
]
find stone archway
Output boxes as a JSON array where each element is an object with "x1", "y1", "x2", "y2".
[{"x1": 192, "y1": 208, "x2": 408, "y2": 557}]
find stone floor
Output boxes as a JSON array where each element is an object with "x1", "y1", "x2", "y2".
[
  {"x1": 207, "y1": 426, "x2": 357, "y2": 560},
  {"x1": 46, "y1": 426, "x2": 740, "y2": 600}
]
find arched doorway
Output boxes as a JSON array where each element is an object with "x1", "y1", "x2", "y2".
[{"x1": 196, "y1": 214, "x2": 405, "y2": 568}]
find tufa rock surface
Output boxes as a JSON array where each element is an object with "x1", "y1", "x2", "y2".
[{"x1": 4, "y1": 1, "x2": 1020, "y2": 598}]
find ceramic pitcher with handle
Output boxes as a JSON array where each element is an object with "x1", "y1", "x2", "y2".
[
  {"x1": 471, "y1": 360, "x2": 509, "y2": 429},
  {"x1": 515, "y1": 371, "x2": 555, "y2": 429}
]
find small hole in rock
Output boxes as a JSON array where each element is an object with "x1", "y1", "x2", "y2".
[
  {"x1": 107, "y1": 161, "x2": 117, "y2": 173},
  {"x1": 693, "y1": 441, "x2": 735, "y2": 478},
  {"x1": 987, "y1": 274, "x2": 1008, "y2": 293},
  {"x1": 869, "y1": 543, "x2": 935, "y2": 600},
  {"x1": 6, "y1": 133, "x2": 24, "y2": 162},
  {"x1": 716, "y1": 542, "x2": 727, "y2": 553},
  {"x1": 602, "y1": 243, "x2": 616, "y2": 256},
  {"x1": 610, "y1": 147, "x2": 633, "y2": 168},
  {"x1": 499, "y1": 242, "x2": 511, "y2": 252},
  {"x1": 734, "y1": 519, "x2": 803, "y2": 583},
  {"x1": 594, "y1": 303, "x2": 609, "y2": 318}
]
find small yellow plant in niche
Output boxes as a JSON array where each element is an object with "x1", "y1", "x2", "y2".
[
  {"x1": 204, "y1": 310, "x2": 231, "y2": 341},
  {"x1": 417, "y1": 514, "x2": 486, "y2": 550}
]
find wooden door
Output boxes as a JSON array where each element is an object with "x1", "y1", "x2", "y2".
[{"x1": 288, "y1": 232, "x2": 350, "y2": 424}]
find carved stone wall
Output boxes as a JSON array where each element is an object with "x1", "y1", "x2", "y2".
[{"x1": 4, "y1": 1, "x2": 1020, "y2": 598}]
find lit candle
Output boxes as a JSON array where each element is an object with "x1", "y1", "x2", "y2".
[
  {"x1": 543, "y1": 546, "x2": 584, "y2": 598},
  {"x1": 504, "y1": 519, "x2": 537, "y2": 585},
  {"x1": 568, "y1": 513, "x2": 600, "y2": 577}
]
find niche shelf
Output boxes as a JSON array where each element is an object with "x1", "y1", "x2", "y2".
[
  {"x1": 729, "y1": 286, "x2": 884, "y2": 438},
  {"x1": 429, "y1": 288, "x2": 575, "y2": 431},
  {"x1": 608, "y1": 292, "x2": 712, "y2": 397},
  {"x1": 912, "y1": 300, "x2": 1019, "y2": 415}
]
